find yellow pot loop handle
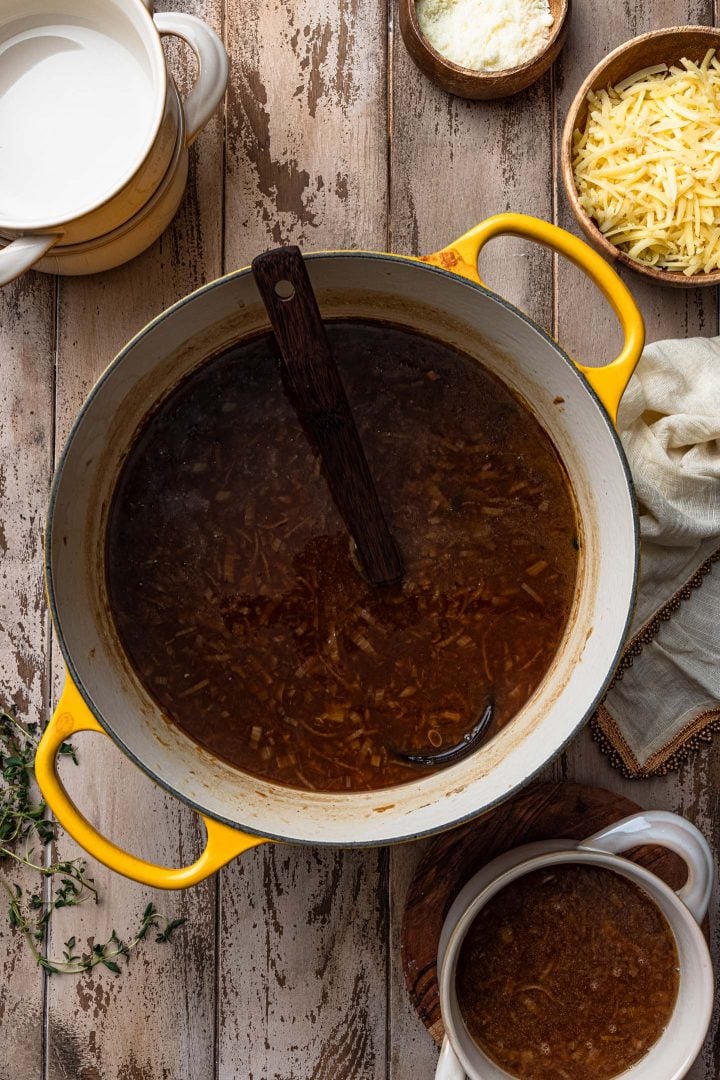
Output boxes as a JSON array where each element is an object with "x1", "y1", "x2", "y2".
[
  {"x1": 35, "y1": 677, "x2": 269, "y2": 889},
  {"x1": 423, "y1": 212, "x2": 645, "y2": 425}
]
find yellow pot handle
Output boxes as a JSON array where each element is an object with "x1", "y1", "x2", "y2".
[
  {"x1": 35, "y1": 676, "x2": 269, "y2": 889},
  {"x1": 423, "y1": 213, "x2": 645, "y2": 425}
]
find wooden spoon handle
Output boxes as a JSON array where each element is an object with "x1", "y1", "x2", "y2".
[{"x1": 252, "y1": 246, "x2": 404, "y2": 586}]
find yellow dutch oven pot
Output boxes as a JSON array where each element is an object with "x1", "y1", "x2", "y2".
[{"x1": 35, "y1": 214, "x2": 644, "y2": 889}]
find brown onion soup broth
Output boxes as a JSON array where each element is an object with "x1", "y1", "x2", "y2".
[
  {"x1": 457, "y1": 865, "x2": 680, "y2": 1080},
  {"x1": 106, "y1": 321, "x2": 578, "y2": 792}
]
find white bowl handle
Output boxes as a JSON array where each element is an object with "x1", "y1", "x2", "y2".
[
  {"x1": 435, "y1": 1036, "x2": 466, "y2": 1080},
  {"x1": 579, "y1": 811, "x2": 714, "y2": 925},
  {"x1": 154, "y1": 12, "x2": 229, "y2": 146},
  {"x1": 0, "y1": 235, "x2": 57, "y2": 286}
]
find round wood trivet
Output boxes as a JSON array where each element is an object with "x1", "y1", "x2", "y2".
[{"x1": 401, "y1": 781, "x2": 693, "y2": 1046}]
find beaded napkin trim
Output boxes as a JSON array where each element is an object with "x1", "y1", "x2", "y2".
[{"x1": 591, "y1": 545, "x2": 720, "y2": 778}]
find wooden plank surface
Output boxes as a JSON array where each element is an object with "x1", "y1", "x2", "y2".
[
  {"x1": 218, "y1": 3, "x2": 390, "y2": 1077},
  {"x1": 0, "y1": 1, "x2": 718, "y2": 1078},
  {"x1": 388, "y1": 3, "x2": 557, "y2": 1073},
  {"x1": 224, "y1": 0, "x2": 389, "y2": 262},
  {"x1": 0, "y1": 275, "x2": 55, "y2": 1080},
  {"x1": 44, "y1": 3, "x2": 224, "y2": 1077},
  {"x1": 219, "y1": 847, "x2": 388, "y2": 1080},
  {"x1": 388, "y1": 3, "x2": 720, "y2": 1079},
  {"x1": 390, "y1": 3, "x2": 554, "y2": 325}
]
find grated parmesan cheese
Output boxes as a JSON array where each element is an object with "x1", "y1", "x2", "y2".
[
  {"x1": 415, "y1": 0, "x2": 554, "y2": 72},
  {"x1": 572, "y1": 50, "x2": 720, "y2": 276}
]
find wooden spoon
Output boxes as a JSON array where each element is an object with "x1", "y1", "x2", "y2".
[
  {"x1": 253, "y1": 246, "x2": 493, "y2": 768},
  {"x1": 252, "y1": 246, "x2": 404, "y2": 587}
]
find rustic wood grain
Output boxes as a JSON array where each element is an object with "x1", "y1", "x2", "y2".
[
  {"x1": 388, "y1": 5, "x2": 561, "y2": 1074},
  {"x1": 389, "y1": 838, "x2": 436, "y2": 1077},
  {"x1": 43, "y1": 3, "x2": 224, "y2": 1078},
  {"x1": 223, "y1": 0, "x2": 389, "y2": 266},
  {"x1": 218, "y1": 3, "x2": 390, "y2": 1077},
  {"x1": 218, "y1": 846, "x2": 388, "y2": 1080},
  {"x1": 0, "y1": 274, "x2": 55, "y2": 1080},
  {"x1": 554, "y1": 12, "x2": 720, "y2": 1075},
  {"x1": 389, "y1": 3, "x2": 720, "y2": 1079},
  {"x1": 1, "y1": 1, "x2": 719, "y2": 1077},
  {"x1": 390, "y1": 0, "x2": 555, "y2": 328}
]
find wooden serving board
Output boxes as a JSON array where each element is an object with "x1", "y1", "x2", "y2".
[{"x1": 401, "y1": 781, "x2": 692, "y2": 1046}]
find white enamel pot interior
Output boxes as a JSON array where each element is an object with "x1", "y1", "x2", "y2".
[{"x1": 45, "y1": 252, "x2": 638, "y2": 848}]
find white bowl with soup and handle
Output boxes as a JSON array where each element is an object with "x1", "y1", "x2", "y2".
[
  {"x1": 35, "y1": 214, "x2": 646, "y2": 889},
  {"x1": 436, "y1": 810, "x2": 714, "y2": 1080},
  {"x1": 0, "y1": 0, "x2": 227, "y2": 284}
]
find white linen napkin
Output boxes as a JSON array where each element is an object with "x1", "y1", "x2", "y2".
[{"x1": 592, "y1": 335, "x2": 720, "y2": 776}]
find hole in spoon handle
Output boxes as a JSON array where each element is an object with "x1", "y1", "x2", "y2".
[{"x1": 252, "y1": 246, "x2": 404, "y2": 587}]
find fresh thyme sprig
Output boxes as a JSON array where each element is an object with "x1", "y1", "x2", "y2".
[{"x1": 0, "y1": 707, "x2": 185, "y2": 975}]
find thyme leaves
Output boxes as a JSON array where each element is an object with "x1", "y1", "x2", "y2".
[{"x1": 0, "y1": 708, "x2": 185, "y2": 975}]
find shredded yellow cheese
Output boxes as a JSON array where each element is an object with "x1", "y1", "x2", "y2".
[{"x1": 572, "y1": 50, "x2": 720, "y2": 275}]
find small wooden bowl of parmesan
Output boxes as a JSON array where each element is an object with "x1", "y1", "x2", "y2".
[
  {"x1": 400, "y1": 0, "x2": 570, "y2": 100},
  {"x1": 563, "y1": 26, "x2": 720, "y2": 286}
]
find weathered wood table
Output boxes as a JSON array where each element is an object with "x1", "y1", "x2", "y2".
[{"x1": 1, "y1": 2, "x2": 718, "y2": 1077}]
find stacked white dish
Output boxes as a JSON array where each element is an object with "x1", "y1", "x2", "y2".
[{"x1": 0, "y1": 0, "x2": 228, "y2": 284}]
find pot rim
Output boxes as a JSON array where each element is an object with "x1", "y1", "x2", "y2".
[
  {"x1": 0, "y1": 0, "x2": 168, "y2": 232},
  {"x1": 45, "y1": 252, "x2": 640, "y2": 846},
  {"x1": 439, "y1": 849, "x2": 713, "y2": 1080}
]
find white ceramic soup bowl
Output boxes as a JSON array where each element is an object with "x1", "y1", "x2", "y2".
[
  {"x1": 2, "y1": 85, "x2": 190, "y2": 278},
  {"x1": 0, "y1": 0, "x2": 227, "y2": 284},
  {"x1": 436, "y1": 811, "x2": 714, "y2": 1080}
]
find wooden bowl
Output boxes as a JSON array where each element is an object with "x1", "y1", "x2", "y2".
[
  {"x1": 399, "y1": 0, "x2": 570, "y2": 100},
  {"x1": 562, "y1": 26, "x2": 720, "y2": 289}
]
